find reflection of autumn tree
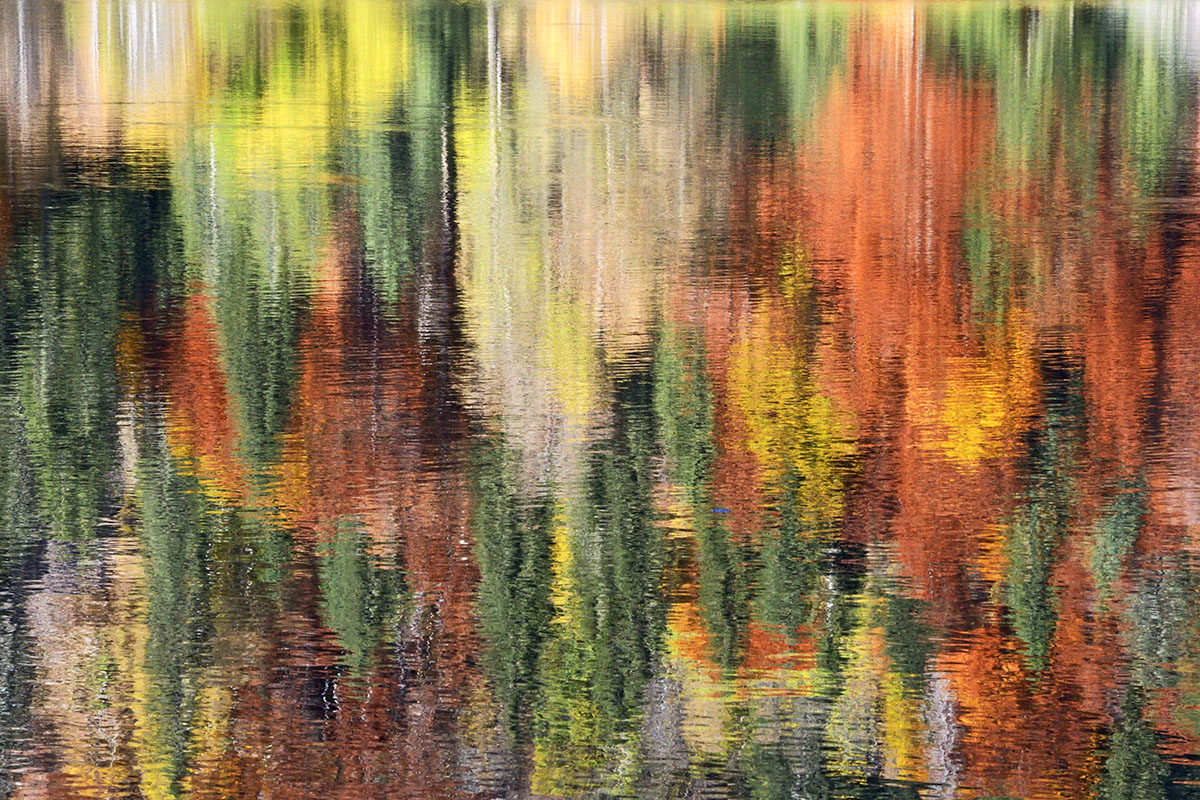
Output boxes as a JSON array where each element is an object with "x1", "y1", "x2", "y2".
[
  {"x1": 161, "y1": 294, "x2": 249, "y2": 503},
  {"x1": 1097, "y1": 687, "x2": 1168, "y2": 800},
  {"x1": 1003, "y1": 357, "x2": 1083, "y2": 673},
  {"x1": 1, "y1": 6, "x2": 490, "y2": 797},
  {"x1": 702, "y1": 6, "x2": 1200, "y2": 799},
  {"x1": 0, "y1": 174, "x2": 216, "y2": 799},
  {"x1": 724, "y1": 262, "x2": 855, "y2": 642},
  {"x1": 136, "y1": 432, "x2": 217, "y2": 798},
  {"x1": 929, "y1": 11, "x2": 1200, "y2": 793},
  {"x1": 0, "y1": 184, "x2": 182, "y2": 796},
  {"x1": 1134, "y1": 191, "x2": 1200, "y2": 768},
  {"x1": 19, "y1": 541, "x2": 145, "y2": 799},
  {"x1": 1, "y1": 191, "x2": 168, "y2": 540},
  {"x1": 317, "y1": 518, "x2": 407, "y2": 676},
  {"x1": 655, "y1": 321, "x2": 751, "y2": 673},
  {"x1": 159, "y1": 204, "x2": 485, "y2": 799},
  {"x1": 456, "y1": 0, "x2": 736, "y2": 487},
  {"x1": 471, "y1": 439, "x2": 555, "y2": 739},
  {"x1": 190, "y1": 185, "x2": 484, "y2": 800},
  {"x1": 824, "y1": 551, "x2": 934, "y2": 791},
  {"x1": 531, "y1": 367, "x2": 665, "y2": 796}
]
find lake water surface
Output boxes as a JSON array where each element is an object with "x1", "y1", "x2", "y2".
[{"x1": 2, "y1": 1, "x2": 1200, "y2": 798}]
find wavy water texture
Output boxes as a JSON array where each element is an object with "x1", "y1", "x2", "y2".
[{"x1": 1, "y1": 1, "x2": 1200, "y2": 798}]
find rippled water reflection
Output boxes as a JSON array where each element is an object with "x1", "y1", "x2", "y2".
[{"x1": 2, "y1": 1, "x2": 1200, "y2": 797}]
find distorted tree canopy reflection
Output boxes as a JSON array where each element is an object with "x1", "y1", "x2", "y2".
[{"x1": 1, "y1": 1, "x2": 1200, "y2": 798}]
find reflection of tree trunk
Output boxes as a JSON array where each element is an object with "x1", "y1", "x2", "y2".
[
  {"x1": 922, "y1": 672, "x2": 960, "y2": 798},
  {"x1": 637, "y1": 675, "x2": 689, "y2": 797},
  {"x1": 417, "y1": 34, "x2": 466, "y2": 452}
]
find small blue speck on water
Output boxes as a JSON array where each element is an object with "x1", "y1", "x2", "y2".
[{"x1": 712, "y1": 508, "x2": 730, "y2": 514}]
